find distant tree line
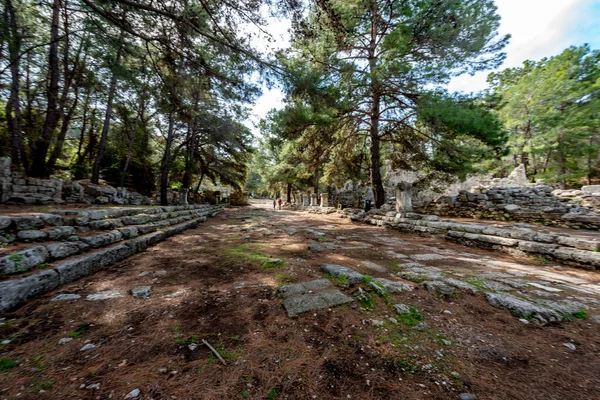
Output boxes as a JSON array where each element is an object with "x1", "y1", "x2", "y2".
[{"x1": 486, "y1": 45, "x2": 600, "y2": 188}]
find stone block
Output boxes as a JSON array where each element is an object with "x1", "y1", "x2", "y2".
[
  {"x1": 12, "y1": 216, "x2": 44, "y2": 230},
  {"x1": 80, "y1": 231, "x2": 123, "y2": 248},
  {"x1": 46, "y1": 242, "x2": 88, "y2": 259},
  {"x1": 17, "y1": 230, "x2": 48, "y2": 242},
  {"x1": 0, "y1": 246, "x2": 49, "y2": 274},
  {"x1": 581, "y1": 185, "x2": 600, "y2": 194},
  {"x1": 556, "y1": 236, "x2": 600, "y2": 252},
  {"x1": 0, "y1": 269, "x2": 60, "y2": 312}
]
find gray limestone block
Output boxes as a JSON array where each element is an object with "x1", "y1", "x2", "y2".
[
  {"x1": 282, "y1": 293, "x2": 328, "y2": 317},
  {"x1": 0, "y1": 269, "x2": 60, "y2": 312},
  {"x1": 88, "y1": 245, "x2": 133, "y2": 272},
  {"x1": 46, "y1": 242, "x2": 87, "y2": 259},
  {"x1": 318, "y1": 289, "x2": 353, "y2": 307},
  {"x1": 121, "y1": 215, "x2": 151, "y2": 225},
  {"x1": 47, "y1": 226, "x2": 76, "y2": 240},
  {"x1": 12, "y1": 216, "x2": 44, "y2": 231},
  {"x1": 125, "y1": 236, "x2": 150, "y2": 253},
  {"x1": 422, "y1": 281, "x2": 455, "y2": 297},
  {"x1": 80, "y1": 231, "x2": 123, "y2": 248},
  {"x1": 280, "y1": 283, "x2": 307, "y2": 298},
  {"x1": 146, "y1": 231, "x2": 167, "y2": 246},
  {"x1": 118, "y1": 226, "x2": 139, "y2": 239},
  {"x1": 0, "y1": 246, "x2": 50, "y2": 274},
  {"x1": 568, "y1": 249, "x2": 600, "y2": 267},
  {"x1": 486, "y1": 293, "x2": 561, "y2": 323},
  {"x1": 131, "y1": 286, "x2": 152, "y2": 299},
  {"x1": 17, "y1": 230, "x2": 48, "y2": 242},
  {"x1": 476, "y1": 234, "x2": 519, "y2": 247},
  {"x1": 393, "y1": 304, "x2": 411, "y2": 315},
  {"x1": 372, "y1": 278, "x2": 413, "y2": 293},
  {"x1": 442, "y1": 278, "x2": 479, "y2": 293},
  {"x1": 54, "y1": 257, "x2": 95, "y2": 285},
  {"x1": 517, "y1": 241, "x2": 558, "y2": 255},
  {"x1": 137, "y1": 224, "x2": 158, "y2": 234},
  {"x1": 0, "y1": 216, "x2": 12, "y2": 230},
  {"x1": 556, "y1": 236, "x2": 600, "y2": 252},
  {"x1": 321, "y1": 263, "x2": 364, "y2": 283}
]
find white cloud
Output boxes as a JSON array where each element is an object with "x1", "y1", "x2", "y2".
[{"x1": 448, "y1": 0, "x2": 595, "y2": 93}]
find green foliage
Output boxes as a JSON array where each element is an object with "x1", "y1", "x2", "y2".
[
  {"x1": 0, "y1": 358, "x2": 18, "y2": 372},
  {"x1": 396, "y1": 307, "x2": 424, "y2": 327},
  {"x1": 325, "y1": 273, "x2": 350, "y2": 287},
  {"x1": 69, "y1": 323, "x2": 91, "y2": 338}
]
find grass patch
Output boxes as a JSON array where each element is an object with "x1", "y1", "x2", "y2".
[
  {"x1": 354, "y1": 288, "x2": 376, "y2": 311},
  {"x1": 0, "y1": 358, "x2": 18, "y2": 372},
  {"x1": 324, "y1": 273, "x2": 349, "y2": 287},
  {"x1": 222, "y1": 243, "x2": 273, "y2": 267},
  {"x1": 274, "y1": 272, "x2": 296, "y2": 284},
  {"x1": 266, "y1": 388, "x2": 280, "y2": 399},
  {"x1": 529, "y1": 255, "x2": 552, "y2": 264},
  {"x1": 33, "y1": 380, "x2": 55, "y2": 391},
  {"x1": 261, "y1": 258, "x2": 285, "y2": 269},
  {"x1": 560, "y1": 310, "x2": 588, "y2": 321},
  {"x1": 69, "y1": 323, "x2": 91, "y2": 338},
  {"x1": 315, "y1": 236, "x2": 332, "y2": 243},
  {"x1": 465, "y1": 277, "x2": 489, "y2": 291},
  {"x1": 396, "y1": 307, "x2": 424, "y2": 327}
]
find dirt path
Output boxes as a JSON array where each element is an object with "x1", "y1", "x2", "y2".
[{"x1": 0, "y1": 202, "x2": 599, "y2": 399}]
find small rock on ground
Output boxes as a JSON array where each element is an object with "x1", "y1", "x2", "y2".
[
  {"x1": 393, "y1": 304, "x2": 411, "y2": 315},
  {"x1": 58, "y1": 338, "x2": 72, "y2": 345},
  {"x1": 321, "y1": 263, "x2": 364, "y2": 283},
  {"x1": 124, "y1": 388, "x2": 141, "y2": 399},
  {"x1": 86, "y1": 290, "x2": 125, "y2": 301},
  {"x1": 80, "y1": 343, "x2": 96, "y2": 351},
  {"x1": 458, "y1": 394, "x2": 476, "y2": 400},
  {"x1": 51, "y1": 294, "x2": 81, "y2": 302},
  {"x1": 131, "y1": 286, "x2": 152, "y2": 299}
]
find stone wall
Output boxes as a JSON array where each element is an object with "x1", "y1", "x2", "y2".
[
  {"x1": 339, "y1": 208, "x2": 600, "y2": 271},
  {"x1": 0, "y1": 157, "x2": 153, "y2": 205},
  {"x1": 417, "y1": 185, "x2": 600, "y2": 230}
]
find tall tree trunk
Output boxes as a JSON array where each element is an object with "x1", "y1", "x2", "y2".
[
  {"x1": 31, "y1": 0, "x2": 61, "y2": 177},
  {"x1": 313, "y1": 164, "x2": 319, "y2": 194},
  {"x1": 367, "y1": 2, "x2": 385, "y2": 208},
  {"x1": 120, "y1": 119, "x2": 138, "y2": 188},
  {"x1": 91, "y1": 33, "x2": 123, "y2": 183},
  {"x1": 160, "y1": 109, "x2": 176, "y2": 206},
  {"x1": 76, "y1": 90, "x2": 92, "y2": 161},
  {"x1": 286, "y1": 182, "x2": 292, "y2": 203},
  {"x1": 46, "y1": 3, "x2": 84, "y2": 175},
  {"x1": 182, "y1": 121, "x2": 194, "y2": 189},
  {"x1": 3, "y1": 0, "x2": 28, "y2": 172}
]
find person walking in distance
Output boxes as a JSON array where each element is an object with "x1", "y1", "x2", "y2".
[
  {"x1": 273, "y1": 199, "x2": 276, "y2": 209},
  {"x1": 278, "y1": 198, "x2": 282, "y2": 210}
]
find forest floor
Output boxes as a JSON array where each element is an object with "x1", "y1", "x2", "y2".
[{"x1": 0, "y1": 201, "x2": 599, "y2": 400}]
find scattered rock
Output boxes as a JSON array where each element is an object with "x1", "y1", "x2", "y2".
[
  {"x1": 86, "y1": 383, "x2": 101, "y2": 390},
  {"x1": 58, "y1": 337, "x2": 73, "y2": 345},
  {"x1": 423, "y1": 281, "x2": 455, "y2": 297},
  {"x1": 51, "y1": 293, "x2": 81, "y2": 302},
  {"x1": 372, "y1": 278, "x2": 413, "y2": 293},
  {"x1": 393, "y1": 304, "x2": 411, "y2": 315},
  {"x1": 321, "y1": 263, "x2": 364, "y2": 283},
  {"x1": 86, "y1": 290, "x2": 125, "y2": 301},
  {"x1": 80, "y1": 343, "x2": 96, "y2": 351},
  {"x1": 131, "y1": 286, "x2": 152, "y2": 299},
  {"x1": 308, "y1": 243, "x2": 324, "y2": 252},
  {"x1": 413, "y1": 321, "x2": 431, "y2": 331},
  {"x1": 563, "y1": 343, "x2": 576, "y2": 351},
  {"x1": 124, "y1": 389, "x2": 141, "y2": 399},
  {"x1": 485, "y1": 293, "x2": 561, "y2": 323},
  {"x1": 458, "y1": 393, "x2": 476, "y2": 400},
  {"x1": 371, "y1": 319, "x2": 385, "y2": 327}
]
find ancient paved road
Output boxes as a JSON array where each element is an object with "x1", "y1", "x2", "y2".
[{"x1": 0, "y1": 201, "x2": 599, "y2": 399}]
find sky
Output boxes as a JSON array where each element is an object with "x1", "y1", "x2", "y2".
[{"x1": 247, "y1": 0, "x2": 600, "y2": 132}]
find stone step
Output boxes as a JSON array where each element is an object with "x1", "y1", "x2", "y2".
[
  {"x1": 0, "y1": 206, "x2": 222, "y2": 276},
  {"x1": 0, "y1": 211, "x2": 220, "y2": 312},
  {"x1": 0, "y1": 204, "x2": 216, "y2": 237}
]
